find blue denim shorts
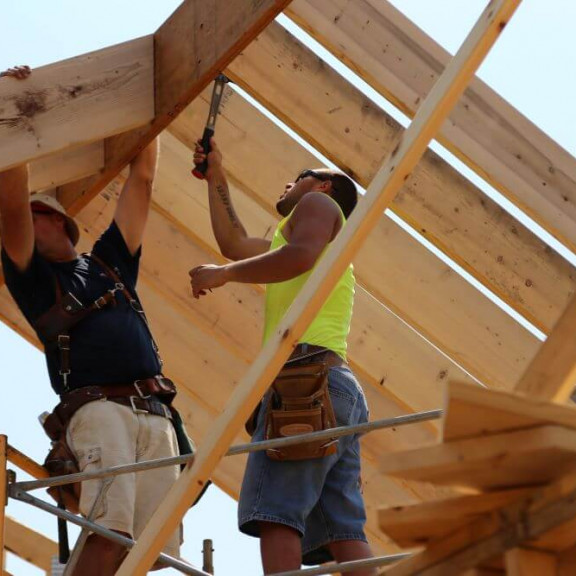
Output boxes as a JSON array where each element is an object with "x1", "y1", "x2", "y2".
[{"x1": 238, "y1": 365, "x2": 369, "y2": 565}]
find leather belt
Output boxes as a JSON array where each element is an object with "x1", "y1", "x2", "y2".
[
  {"x1": 108, "y1": 396, "x2": 173, "y2": 420},
  {"x1": 287, "y1": 343, "x2": 345, "y2": 368}
]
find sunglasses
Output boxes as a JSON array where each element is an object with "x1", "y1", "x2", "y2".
[{"x1": 295, "y1": 169, "x2": 333, "y2": 183}]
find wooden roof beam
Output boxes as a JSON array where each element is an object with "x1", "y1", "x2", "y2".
[
  {"x1": 4, "y1": 517, "x2": 57, "y2": 573},
  {"x1": 116, "y1": 1, "x2": 520, "y2": 573},
  {"x1": 0, "y1": 37, "x2": 154, "y2": 172},
  {"x1": 224, "y1": 21, "x2": 575, "y2": 335},
  {"x1": 287, "y1": 0, "x2": 576, "y2": 255},
  {"x1": 56, "y1": 0, "x2": 294, "y2": 216},
  {"x1": 515, "y1": 294, "x2": 576, "y2": 402}
]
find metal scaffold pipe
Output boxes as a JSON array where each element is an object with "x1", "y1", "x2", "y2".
[
  {"x1": 269, "y1": 553, "x2": 412, "y2": 576},
  {"x1": 9, "y1": 409, "x2": 442, "y2": 493}
]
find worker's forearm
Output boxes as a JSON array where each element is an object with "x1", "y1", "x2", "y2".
[
  {"x1": 130, "y1": 138, "x2": 159, "y2": 183},
  {"x1": 207, "y1": 168, "x2": 249, "y2": 252},
  {"x1": 0, "y1": 165, "x2": 29, "y2": 212},
  {"x1": 225, "y1": 244, "x2": 315, "y2": 284}
]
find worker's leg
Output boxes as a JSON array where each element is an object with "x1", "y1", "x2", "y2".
[
  {"x1": 134, "y1": 410, "x2": 181, "y2": 566},
  {"x1": 302, "y1": 366, "x2": 371, "y2": 569},
  {"x1": 328, "y1": 540, "x2": 377, "y2": 576},
  {"x1": 259, "y1": 522, "x2": 301, "y2": 574},
  {"x1": 238, "y1": 391, "x2": 337, "y2": 573},
  {"x1": 71, "y1": 533, "x2": 128, "y2": 576},
  {"x1": 66, "y1": 400, "x2": 139, "y2": 576}
]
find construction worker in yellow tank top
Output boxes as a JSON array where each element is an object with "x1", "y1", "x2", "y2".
[{"x1": 190, "y1": 138, "x2": 375, "y2": 575}]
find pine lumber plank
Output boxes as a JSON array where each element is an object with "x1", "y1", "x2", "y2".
[
  {"x1": 287, "y1": 0, "x2": 576, "y2": 256},
  {"x1": 378, "y1": 489, "x2": 535, "y2": 548},
  {"x1": 54, "y1": 0, "x2": 293, "y2": 219},
  {"x1": 29, "y1": 141, "x2": 104, "y2": 192},
  {"x1": 0, "y1": 37, "x2": 154, "y2": 171},
  {"x1": 514, "y1": 294, "x2": 576, "y2": 402},
  {"x1": 117, "y1": 1, "x2": 522, "y2": 571},
  {"x1": 504, "y1": 549, "x2": 557, "y2": 575},
  {"x1": 443, "y1": 380, "x2": 576, "y2": 441},
  {"x1": 169, "y1": 84, "x2": 538, "y2": 394},
  {"x1": 225, "y1": 21, "x2": 575, "y2": 334},
  {"x1": 381, "y1": 471, "x2": 576, "y2": 576},
  {"x1": 4, "y1": 517, "x2": 57, "y2": 573},
  {"x1": 381, "y1": 425, "x2": 576, "y2": 491}
]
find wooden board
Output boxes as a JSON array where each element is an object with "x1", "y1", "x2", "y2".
[
  {"x1": 29, "y1": 141, "x2": 104, "y2": 191},
  {"x1": 0, "y1": 36, "x2": 154, "y2": 171},
  {"x1": 381, "y1": 425, "x2": 576, "y2": 491},
  {"x1": 169, "y1": 85, "x2": 539, "y2": 394},
  {"x1": 55, "y1": 0, "x2": 293, "y2": 219},
  {"x1": 286, "y1": 0, "x2": 576, "y2": 255},
  {"x1": 514, "y1": 294, "x2": 576, "y2": 403},
  {"x1": 4, "y1": 517, "x2": 57, "y2": 573},
  {"x1": 382, "y1": 469, "x2": 576, "y2": 576},
  {"x1": 443, "y1": 380, "x2": 576, "y2": 441},
  {"x1": 225, "y1": 21, "x2": 576, "y2": 334},
  {"x1": 378, "y1": 489, "x2": 535, "y2": 548}
]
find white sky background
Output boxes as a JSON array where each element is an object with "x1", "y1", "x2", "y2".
[{"x1": 2, "y1": 1, "x2": 576, "y2": 574}]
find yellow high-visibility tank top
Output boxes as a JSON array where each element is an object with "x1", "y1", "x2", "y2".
[{"x1": 262, "y1": 198, "x2": 355, "y2": 360}]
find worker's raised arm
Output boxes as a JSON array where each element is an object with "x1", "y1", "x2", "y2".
[
  {"x1": 114, "y1": 137, "x2": 159, "y2": 255},
  {"x1": 195, "y1": 138, "x2": 270, "y2": 260},
  {"x1": 0, "y1": 66, "x2": 34, "y2": 272}
]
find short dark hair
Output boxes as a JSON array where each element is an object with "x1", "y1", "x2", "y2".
[{"x1": 327, "y1": 172, "x2": 358, "y2": 219}]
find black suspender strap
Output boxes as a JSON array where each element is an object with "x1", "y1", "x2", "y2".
[{"x1": 87, "y1": 253, "x2": 164, "y2": 368}]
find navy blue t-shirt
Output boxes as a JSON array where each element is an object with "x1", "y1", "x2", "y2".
[{"x1": 2, "y1": 221, "x2": 161, "y2": 395}]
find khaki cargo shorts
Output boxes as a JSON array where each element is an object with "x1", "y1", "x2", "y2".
[{"x1": 66, "y1": 398, "x2": 181, "y2": 559}]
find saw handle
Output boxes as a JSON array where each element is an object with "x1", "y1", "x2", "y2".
[{"x1": 192, "y1": 127, "x2": 215, "y2": 180}]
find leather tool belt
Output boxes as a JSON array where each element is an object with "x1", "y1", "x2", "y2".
[
  {"x1": 42, "y1": 376, "x2": 176, "y2": 513},
  {"x1": 256, "y1": 344, "x2": 343, "y2": 461}
]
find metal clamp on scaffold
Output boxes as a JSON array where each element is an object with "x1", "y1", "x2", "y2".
[{"x1": 192, "y1": 74, "x2": 229, "y2": 179}]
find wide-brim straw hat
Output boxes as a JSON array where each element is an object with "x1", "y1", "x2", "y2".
[{"x1": 29, "y1": 193, "x2": 80, "y2": 246}]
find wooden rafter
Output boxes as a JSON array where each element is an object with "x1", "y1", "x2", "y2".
[
  {"x1": 54, "y1": 0, "x2": 294, "y2": 217},
  {"x1": 0, "y1": 37, "x2": 154, "y2": 172},
  {"x1": 4, "y1": 517, "x2": 57, "y2": 573},
  {"x1": 514, "y1": 294, "x2": 576, "y2": 402},
  {"x1": 287, "y1": 0, "x2": 576, "y2": 255},
  {"x1": 116, "y1": 1, "x2": 521, "y2": 573},
  {"x1": 224, "y1": 20, "x2": 575, "y2": 335}
]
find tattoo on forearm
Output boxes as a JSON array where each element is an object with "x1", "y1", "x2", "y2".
[{"x1": 216, "y1": 184, "x2": 240, "y2": 228}]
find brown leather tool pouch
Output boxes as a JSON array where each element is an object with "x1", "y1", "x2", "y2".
[
  {"x1": 44, "y1": 438, "x2": 81, "y2": 514},
  {"x1": 41, "y1": 387, "x2": 106, "y2": 513},
  {"x1": 265, "y1": 361, "x2": 338, "y2": 461}
]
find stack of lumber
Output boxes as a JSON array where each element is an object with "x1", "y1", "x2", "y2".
[{"x1": 378, "y1": 381, "x2": 576, "y2": 575}]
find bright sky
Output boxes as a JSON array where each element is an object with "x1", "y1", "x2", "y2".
[{"x1": 2, "y1": 1, "x2": 576, "y2": 575}]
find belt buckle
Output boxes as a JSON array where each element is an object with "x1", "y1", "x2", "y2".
[
  {"x1": 134, "y1": 380, "x2": 152, "y2": 399},
  {"x1": 129, "y1": 396, "x2": 148, "y2": 414}
]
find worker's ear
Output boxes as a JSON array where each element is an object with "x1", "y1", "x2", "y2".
[{"x1": 317, "y1": 180, "x2": 332, "y2": 194}]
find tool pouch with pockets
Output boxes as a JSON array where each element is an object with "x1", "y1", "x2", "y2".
[
  {"x1": 44, "y1": 437, "x2": 81, "y2": 515},
  {"x1": 41, "y1": 388, "x2": 106, "y2": 514},
  {"x1": 265, "y1": 361, "x2": 338, "y2": 461}
]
